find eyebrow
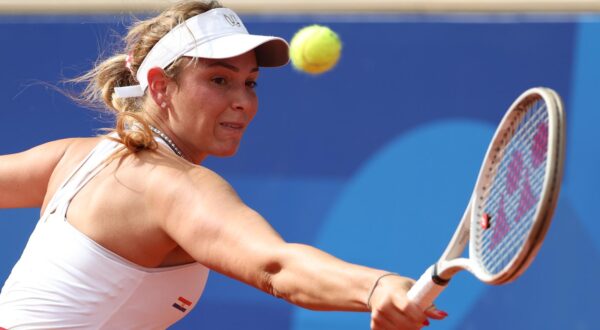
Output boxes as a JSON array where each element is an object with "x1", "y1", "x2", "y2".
[{"x1": 208, "y1": 61, "x2": 259, "y2": 73}]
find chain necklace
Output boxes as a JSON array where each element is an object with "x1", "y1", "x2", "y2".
[{"x1": 149, "y1": 125, "x2": 184, "y2": 159}]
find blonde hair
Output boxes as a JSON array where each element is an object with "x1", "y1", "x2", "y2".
[{"x1": 72, "y1": 0, "x2": 222, "y2": 154}]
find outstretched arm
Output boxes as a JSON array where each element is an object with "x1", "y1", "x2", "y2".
[
  {"x1": 0, "y1": 139, "x2": 74, "y2": 209},
  {"x1": 155, "y1": 166, "x2": 446, "y2": 329}
]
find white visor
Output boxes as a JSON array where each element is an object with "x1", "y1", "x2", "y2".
[{"x1": 114, "y1": 8, "x2": 289, "y2": 98}]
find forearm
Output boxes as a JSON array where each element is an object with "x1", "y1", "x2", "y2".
[{"x1": 269, "y1": 243, "x2": 388, "y2": 311}]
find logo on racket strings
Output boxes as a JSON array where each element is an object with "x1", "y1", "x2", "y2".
[{"x1": 488, "y1": 122, "x2": 548, "y2": 251}]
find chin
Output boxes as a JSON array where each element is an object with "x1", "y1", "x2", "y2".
[{"x1": 212, "y1": 146, "x2": 239, "y2": 157}]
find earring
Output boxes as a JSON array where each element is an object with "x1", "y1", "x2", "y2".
[{"x1": 160, "y1": 101, "x2": 167, "y2": 109}]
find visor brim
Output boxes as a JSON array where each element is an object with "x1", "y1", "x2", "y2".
[{"x1": 183, "y1": 34, "x2": 289, "y2": 67}]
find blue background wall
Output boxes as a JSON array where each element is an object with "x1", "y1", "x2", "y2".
[{"x1": 0, "y1": 13, "x2": 598, "y2": 329}]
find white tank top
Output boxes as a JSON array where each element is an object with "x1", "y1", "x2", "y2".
[{"x1": 0, "y1": 138, "x2": 210, "y2": 329}]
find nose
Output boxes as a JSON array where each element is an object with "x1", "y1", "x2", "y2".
[{"x1": 231, "y1": 86, "x2": 257, "y2": 112}]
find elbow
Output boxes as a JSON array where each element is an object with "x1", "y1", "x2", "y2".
[
  {"x1": 258, "y1": 243, "x2": 301, "y2": 303},
  {"x1": 258, "y1": 244, "x2": 312, "y2": 308},
  {"x1": 260, "y1": 260, "x2": 286, "y2": 300}
]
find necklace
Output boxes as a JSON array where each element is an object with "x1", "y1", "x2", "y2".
[{"x1": 149, "y1": 125, "x2": 184, "y2": 159}]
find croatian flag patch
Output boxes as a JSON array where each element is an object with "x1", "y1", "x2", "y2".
[{"x1": 172, "y1": 296, "x2": 192, "y2": 312}]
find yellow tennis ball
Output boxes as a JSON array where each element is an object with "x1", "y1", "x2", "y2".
[{"x1": 289, "y1": 25, "x2": 342, "y2": 75}]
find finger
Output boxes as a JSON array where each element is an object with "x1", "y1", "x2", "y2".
[
  {"x1": 425, "y1": 308, "x2": 449, "y2": 320},
  {"x1": 372, "y1": 304, "x2": 423, "y2": 330},
  {"x1": 370, "y1": 313, "x2": 396, "y2": 330},
  {"x1": 372, "y1": 301, "x2": 407, "y2": 326},
  {"x1": 402, "y1": 300, "x2": 429, "y2": 325},
  {"x1": 387, "y1": 298, "x2": 429, "y2": 329},
  {"x1": 371, "y1": 317, "x2": 424, "y2": 330}
]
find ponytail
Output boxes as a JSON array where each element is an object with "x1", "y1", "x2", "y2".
[{"x1": 69, "y1": 0, "x2": 222, "y2": 155}]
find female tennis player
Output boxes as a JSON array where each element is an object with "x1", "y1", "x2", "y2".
[{"x1": 0, "y1": 1, "x2": 447, "y2": 328}]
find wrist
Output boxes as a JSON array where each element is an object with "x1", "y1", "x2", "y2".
[{"x1": 366, "y1": 272, "x2": 398, "y2": 310}]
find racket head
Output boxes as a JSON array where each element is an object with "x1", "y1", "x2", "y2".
[{"x1": 468, "y1": 87, "x2": 565, "y2": 284}]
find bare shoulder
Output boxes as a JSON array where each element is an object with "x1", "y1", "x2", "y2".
[
  {"x1": 57, "y1": 136, "x2": 103, "y2": 163},
  {"x1": 44, "y1": 137, "x2": 105, "y2": 203},
  {"x1": 63, "y1": 136, "x2": 104, "y2": 152},
  {"x1": 27, "y1": 136, "x2": 102, "y2": 166},
  {"x1": 47, "y1": 137, "x2": 104, "y2": 177},
  {"x1": 143, "y1": 156, "x2": 242, "y2": 221},
  {"x1": 149, "y1": 157, "x2": 236, "y2": 199}
]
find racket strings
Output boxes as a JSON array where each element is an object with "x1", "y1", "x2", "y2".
[
  {"x1": 474, "y1": 98, "x2": 549, "y2": 275},
  {"x1": 481, "y1": 104, "x2": 547, "y2": 265},
  {"x1": 480, "y1": 132, "x2": 544, "y2": 270},
  {"x1": 483, "y1": 197, "x2": 538, "y2": 272},
  {"x1": 482, "y1": 106, "x2": 547, "y2": 250}
]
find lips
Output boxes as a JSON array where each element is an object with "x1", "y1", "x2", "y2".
[{"x1": 219, "y1": 122, "x2": 245, "y2": 130}]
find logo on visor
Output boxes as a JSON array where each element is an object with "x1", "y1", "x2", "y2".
[{"x1": 223, "y1": 14, "x2": 241, "y2": 27}]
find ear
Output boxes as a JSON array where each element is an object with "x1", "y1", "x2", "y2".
[{"x1": 147, "y1": 67, "x2": 170, "y2": 109}]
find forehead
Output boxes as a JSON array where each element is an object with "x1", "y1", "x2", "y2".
[{"x1": 192, "y1": 51, "x2": 259, "y2": 71}]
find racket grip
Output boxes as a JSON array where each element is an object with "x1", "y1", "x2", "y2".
[{"x1": 407, "y1": 264, "x2": 449, "y2": 310}]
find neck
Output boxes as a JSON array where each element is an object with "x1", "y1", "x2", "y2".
[
  {"x1": 149, "y1": 125, "x2": 191, "y2": 161},
  {"x1": 146, "y1": 118, "x2": 208, "y2": 164}
]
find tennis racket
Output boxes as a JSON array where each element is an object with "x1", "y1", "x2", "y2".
[{"x1": 407, "y1": 87, "x2": 565, "y2": 310}]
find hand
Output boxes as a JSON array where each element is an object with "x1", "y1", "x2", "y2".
[{"x1": 368, "y1": 274, "x2": 448, "y2": 330}]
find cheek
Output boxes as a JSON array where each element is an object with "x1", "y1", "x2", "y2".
[{"x1": 248, "y1": 96, "x2": 259, "y2": 120}]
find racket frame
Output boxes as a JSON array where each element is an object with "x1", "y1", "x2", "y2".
[{"x1": 407, "y1": 87, "x2": 565, "y2": 309}]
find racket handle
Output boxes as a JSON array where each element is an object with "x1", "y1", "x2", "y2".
[{"x1": 407, "y1": 264, "x2": 449, "y2": 310}]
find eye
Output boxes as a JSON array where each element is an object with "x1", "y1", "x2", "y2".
[
  {"x1": 211, "y1": 77, "x2": 227, "y2": 86},
  {"x1": 246, "y1": 80, "x2": 258, "y2": 89}
]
